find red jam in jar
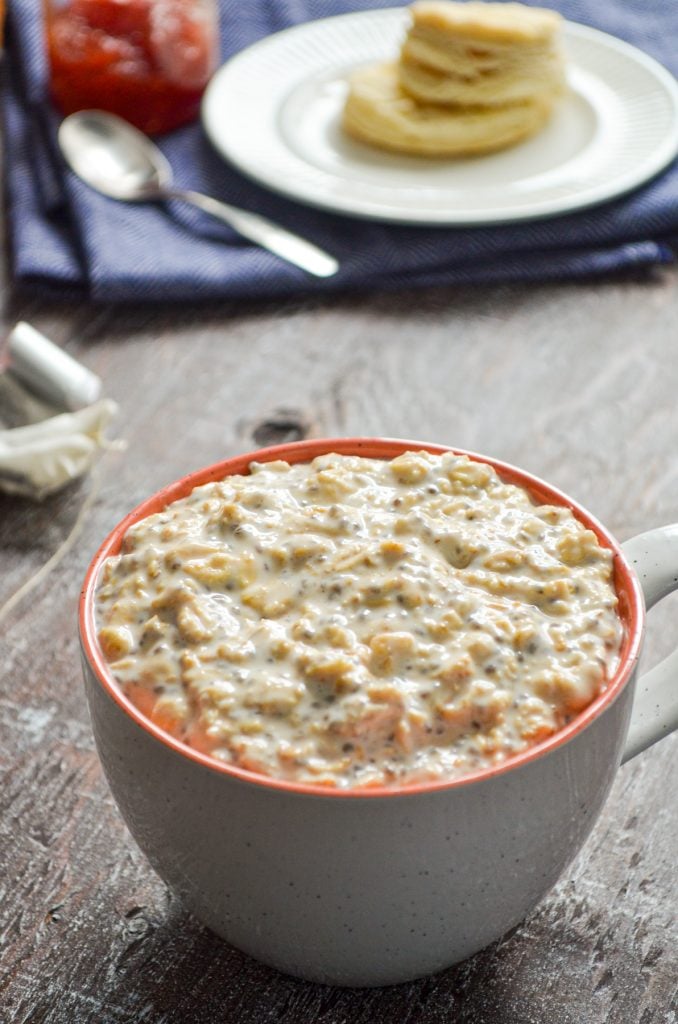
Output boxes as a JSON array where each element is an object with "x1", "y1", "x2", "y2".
[{"x1": 46, "y1": 0, "x2": 219, "y2": 134}]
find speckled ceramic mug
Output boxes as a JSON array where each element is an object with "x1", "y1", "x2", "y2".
[{"x1": 79, "y1": 439, "x2": 678, "y2": 987}]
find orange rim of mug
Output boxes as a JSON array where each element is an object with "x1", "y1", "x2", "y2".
[{"x1": 80, "y1": 438, "x2": 645, "y2": 798}]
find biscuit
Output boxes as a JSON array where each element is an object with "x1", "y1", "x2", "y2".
[
  {"x1": 342, "y1": 61, "x2": 556, "y2": 157},
  {"x1": 399, "y1": 1, "x2": 565, "y2": 107},
  {"x1": 406, "y1": 1, "x2": 562, "y2": 46}
]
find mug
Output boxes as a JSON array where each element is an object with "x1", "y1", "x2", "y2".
[{"x1": 79, "y1": 438, "x2": 678, "y2": 986}]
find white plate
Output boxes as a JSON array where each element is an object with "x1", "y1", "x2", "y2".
[{"x1": 202, "y1": 10, "x2": 678, "y2": 225}]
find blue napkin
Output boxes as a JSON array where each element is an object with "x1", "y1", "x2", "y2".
[{"x1": 4, "y1": 0, "x2": 677, "y2": 302}]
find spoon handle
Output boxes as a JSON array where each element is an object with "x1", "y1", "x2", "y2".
[{"x1": 169, "y1": 189, "x2": 339, "y2": 278}]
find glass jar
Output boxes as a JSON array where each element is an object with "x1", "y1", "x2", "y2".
[{"x1": 45, "y1": 0, "x2": 219, "y2": 134}]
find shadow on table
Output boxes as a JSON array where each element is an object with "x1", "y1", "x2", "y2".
[{"x1": 87, "y1": 892, "x2": 611, "y2": 1024}]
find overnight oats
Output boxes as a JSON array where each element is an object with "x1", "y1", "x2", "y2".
[{"x1": 94, "y1": 451, "x2": 623, "y2": 788}]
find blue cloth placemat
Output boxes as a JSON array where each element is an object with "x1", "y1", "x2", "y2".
[{"x1": 4, "y1": 0, "x2": 678, "y2": 302}]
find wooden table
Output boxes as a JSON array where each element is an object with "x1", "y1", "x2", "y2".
[{"x1": 1, "y1": 266, "x2": 676, "y2": 1023}]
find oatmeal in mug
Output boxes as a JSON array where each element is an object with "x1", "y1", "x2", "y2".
[{"x1": 94, "y1": 451, "x2": 622, "y2": 787}]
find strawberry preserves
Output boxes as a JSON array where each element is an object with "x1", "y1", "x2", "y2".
[{"x1": 46, "y1": 0, "x2": 218, "y2": 134}]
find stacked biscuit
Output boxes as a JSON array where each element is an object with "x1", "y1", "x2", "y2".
[{"x1": 343, "y1": 1, "x2": 566, "y2": 157}]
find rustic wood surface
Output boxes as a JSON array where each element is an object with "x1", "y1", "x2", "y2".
[{"x1": 1, "y1": 264, "x2": 677, "y2": 1023}]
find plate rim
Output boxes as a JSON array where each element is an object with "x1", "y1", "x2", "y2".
[{"x1": 202, "y1": 11, "x2": 678, "y2": 226}]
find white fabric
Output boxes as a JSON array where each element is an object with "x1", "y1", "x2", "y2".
[{"x1": 0, "y1": 399, "x2": 118, "y2": 499}]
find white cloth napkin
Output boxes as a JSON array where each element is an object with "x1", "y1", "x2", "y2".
[{"x1": 0, "y1": 399, "x2": 118, "y2": 499}]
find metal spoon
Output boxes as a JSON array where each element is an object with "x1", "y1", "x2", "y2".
[{"x1": 57, "y1": 111, "x2": 339, "y2": 278}]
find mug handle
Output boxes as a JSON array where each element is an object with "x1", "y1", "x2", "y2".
[{"x1": 621, "y1": 525, "x2": 678, "y2": 762}]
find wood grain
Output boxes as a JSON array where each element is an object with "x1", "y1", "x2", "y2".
[{"x1": 1, "y1": 267, "x2": 677, "y2": 1023}]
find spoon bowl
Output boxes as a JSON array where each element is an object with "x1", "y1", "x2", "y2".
[
  {"x1": 57, "y1": 110, "x2": 339, "y2": 277},
  {"x1": 59, "y1": 111, "x2": 171, "y2": 200}
]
